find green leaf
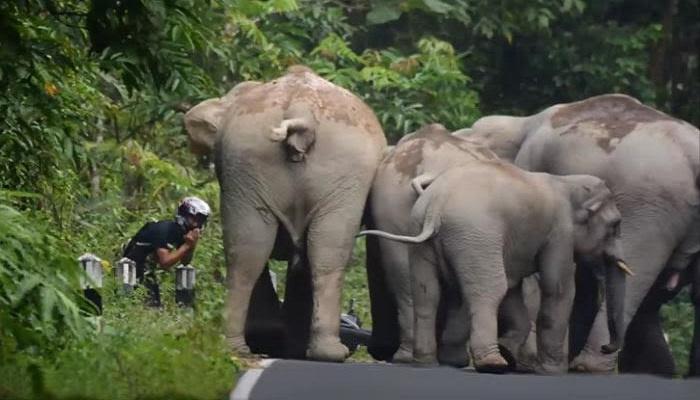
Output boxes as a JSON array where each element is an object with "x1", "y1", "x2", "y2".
[
  {"x1": 270, "y1": 0, "x2": 299, "y2": 12},
  {"x1": 0, "y1": 190, "x2": 42, "y2": 199},
  {"x1": 422, "y1": 0, "x2": 452, "y2": 14},
  {"x1": 9, "y1": 275, "x2": 41, "y2": 306},
  {"x1": 367, "y1": 2, "x2": 402, "y2": 25},
  {"x1": 40, "y1": 287, "x2": 57, "y2": 325}
]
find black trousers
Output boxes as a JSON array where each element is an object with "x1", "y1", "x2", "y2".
[{"x1": 137, "y1": 264, "x2": 161, "y2": 308}]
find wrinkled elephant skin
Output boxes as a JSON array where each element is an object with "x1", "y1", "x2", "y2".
[
  {"x1": 184, "y1": 66, "x2": 387, "y2": 362},
  {"x1": 365, "y1": 124, "x2": 497, "y2": 364},
  {"x1": 362, "y1": 161, "x2": 626, "y2": 374},
  {"x1": 463, "y1": 94, "x2": 700, "y2": 374}
]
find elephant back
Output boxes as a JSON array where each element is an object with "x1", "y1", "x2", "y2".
[
  {"x1": 383, "y1": 123, "x2": 497, "y2": 183},
  {"x1": 548, "y1": 94, "x2": 680, "y2": 154},
  {"x1": 227, "y1": 65, "x2": 385, "y2": 145}
]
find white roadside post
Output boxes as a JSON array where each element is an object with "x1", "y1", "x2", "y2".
[
  {"x1": 116, "y1": 257, "x2": 137, "y2": 294},
  {"x1": 175, "y1": 264, "x2": 196, "y2": 308},
  {"x1": 78, "y1": 253, "x2": 103, "y2": 315}
]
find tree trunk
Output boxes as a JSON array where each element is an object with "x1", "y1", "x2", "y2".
[
  {"x1": 649, "y1": 0, "x2": 677, "y2": 109},
  {"x1": 89, "y1": 123, "x2": 103, "y2": 197}
]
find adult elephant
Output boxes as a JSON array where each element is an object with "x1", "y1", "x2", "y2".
[
  {"x1": 184, "y1": 65, "x2": 387, "y2": 362},
  {"x1": 364, "y1": 123, "x2": 497, "y2": 365},
  {"x1": 458, "y1": 94, "x2": 700, "y2": 373}
]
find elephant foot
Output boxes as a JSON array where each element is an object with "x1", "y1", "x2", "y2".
[
  {"x1": 569, "y1": 349, "x2": 617, "y2": 373},
  {"x1": 412, "y1": 355, "x2": 439, "y2": 367},
  {"x1": 391, "y1": 347, "x2": 414, "y2": 364},
  {"x1": 514, "y1": 349, "x2": 537, "y2": 373},
  {"x1": 368, "y1": 342, "x2": 397, "y2": 362},
  {"x1": 227, "y1": 335, "x2": 252, "y2": 355},
  {"x1": 306, "y1": 336, "x2": 349, "y2": 362},
  {"x1": 535, "y1": 360, "x2": 567, "y2": 375},
  {"x1": 438, "y1": 344, "x2": 470, "y2": 368},
  {"x1": 473, "y1": 352, "x2": 508, "y2": 374},
  {"x1": 496, "y1": 342, "x2": 518, "y2": 370}
]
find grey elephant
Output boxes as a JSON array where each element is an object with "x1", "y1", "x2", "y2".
[
  {"x1": 183, "y1": 65, "x2": 387, "y2": 362},
  {"x1": 457, "y1": 94, "x2": 700, "y2": 374},
  {"x1": 364, "y1": 123, "x2": 497, "y2": 365},
  {"x1": 361, "y1": 160, "x2": 630, "y2": 373}
]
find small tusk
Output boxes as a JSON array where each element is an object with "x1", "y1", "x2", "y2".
[
  {"x1": 617, "y1": 260, "x2": 635, "y2": 276},
  {"x1": 666, "y1": 271, "x2": 681, "y2": 291}
]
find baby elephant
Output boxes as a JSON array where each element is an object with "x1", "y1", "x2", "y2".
[{"x1": 361, "y1": 160, "x2": 632, "y2": 373}]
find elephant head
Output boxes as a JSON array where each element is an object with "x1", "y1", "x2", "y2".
[
  {"x1": 452, "y1": 115, "x2": 529, "y2": 162},
  {"x1": 569, "y1": 176, "x2": 632, "y2": 355},
  {"x1": 183, "y1": 81, "x2": 261, "y2": 155}
]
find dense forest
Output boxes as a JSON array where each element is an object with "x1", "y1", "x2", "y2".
[{"x1": 1, "y1": 1, "x2": 698, "y2": 398}]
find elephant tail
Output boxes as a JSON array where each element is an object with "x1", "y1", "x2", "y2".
[
  {"x1": 270, "y1": 115, "x2": 317, "y2": 162},
  {"x1": 357, "y1": 212, "x2": 437, "y2": 244}
]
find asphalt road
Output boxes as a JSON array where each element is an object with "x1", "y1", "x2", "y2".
[{"x1": 230, "y1": 359, "x2": 700, "y2": 400}]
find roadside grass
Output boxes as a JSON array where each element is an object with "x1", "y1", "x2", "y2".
[
  {"x1": 0, "y1": 234, "x2": 373, "y2": 400},
  {"x1": 0, "y1": 278, "x2": 241, "y2": 400},
  {"x1": 1, "y1": 236, "x2": 693, "y2": 400},
  {"x1": 661, "y1": 288, "x2": 694, "y2": 377}
]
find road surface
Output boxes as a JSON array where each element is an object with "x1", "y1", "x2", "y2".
[{"x1": 230, "y1": 359, "x2": 700, "y2": 399}]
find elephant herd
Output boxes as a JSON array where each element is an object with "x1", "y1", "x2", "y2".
[{"x1": 184, "y1": 65, "x2": 700, "y2": 376}]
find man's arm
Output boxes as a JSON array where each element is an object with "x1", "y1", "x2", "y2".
[
  {"x1": 155, "y1": 228, "x2": 200, "y2": 269},
  {"x1": 181, "y1": 247, "x2": 194, "y2": 265},
  {"x1": 156, "y1": 243, "x2": 194, "y2": 270}
]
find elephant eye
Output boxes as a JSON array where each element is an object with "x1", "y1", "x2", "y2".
[{"x1": 609, "y1": 220, "x2": 621, "y2": 237}]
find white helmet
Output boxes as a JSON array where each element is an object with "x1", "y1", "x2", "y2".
[{"x1": 176, "y1": 196, "x2": 211, "y2": 229}]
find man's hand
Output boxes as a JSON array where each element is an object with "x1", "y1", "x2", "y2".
[
  {"x1": 157, "y1": 228, "x2": 201, "y2": 269},
  {"x1": 185, "y1": 228, "x2": 201, "y2": 246}
]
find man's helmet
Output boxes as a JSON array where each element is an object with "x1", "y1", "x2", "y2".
[{"x1": 176, "y1": 196, "x2": 211, "y2": 230}]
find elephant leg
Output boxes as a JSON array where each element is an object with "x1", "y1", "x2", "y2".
[
  {"x1": 304, "y1": 211, "x2": 359, "y2": 362},
  {"x1": 410, "y1": 243, "x2": 441, "y2": 365},
  {"x1": 618, "y1": 267, "x2": 681, "y2": 376},
  {"x1": 437, "y1": 287, "x2": 471, "y2": 368},
  {"x1": 365, "y1": 234, "x2": 399, "y2": 361},
  {"x1": 689, "y1": 257, "x2": 700, "y2": 377},
  {"x1": 244, "y1": 264, "x2": 285, "y2": 357},
  {"x1": 536, "y1": 241, "x2": 576, "y2": 374},
  {"x1": 283, "y1": 252, "x2": 313, "y2": 359},
  {"x1": 498, "y1": 283, "x2": 531, "y2": 371},
  {"x1": 448, "y1": 244, "x2": 508, "y2": 373},
  {"x1": 519, "y1": 275, "x2": 541, "y2": 370},
  {"x1": 571, "y1": 226, "x2": 675, "y2": 373},
  {"x1": 691, "y1": 301, "x2": 700, "y2": 377},
  {"x1": 378, "y1": 238, "x2": 414, "y2": 363},
  {"x1": 618, "y1": 295, "x2": 676, "y2": 376},
  {"x1": 222, "y1": 204, "x2": 278, "y2": 354},
  {"x1": 569, "y1": 264, "x2": 599, "y2": 360}
]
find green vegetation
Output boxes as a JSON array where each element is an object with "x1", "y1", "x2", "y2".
[
  {"x1": 1, "y1": 0, "x2": 698, "y2": 397},
  {"x1": 661, "y1": 289, "x2": 695, "y2": 375}
]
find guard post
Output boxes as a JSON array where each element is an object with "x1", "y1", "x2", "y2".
[
  {"x1": 78, "y1": 253, "x2": 103, "y2": 315},
  {"x1": 116, "y1": 257, "x2": 137, "y2": 294},
  {"x1": 175, "y1": 264, "x2": 196, "y2": 308}
]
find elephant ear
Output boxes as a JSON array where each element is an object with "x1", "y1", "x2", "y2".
[
  {"x1": 576, "y1": 185, "x2": 611, "y2": 223},
  {"x1": 183, "y1": 98, "x2": 228, "y2": 155},
  {"x1": 184, "y1": 81, "x2": 263, "y2": 155},
  {"x1": 584, "y1": 197, "x2": 604, "y2": 214}
]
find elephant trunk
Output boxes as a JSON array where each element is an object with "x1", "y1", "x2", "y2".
[{"x1": 600, "y1": 254, "x2": 627, "y2": 354}]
